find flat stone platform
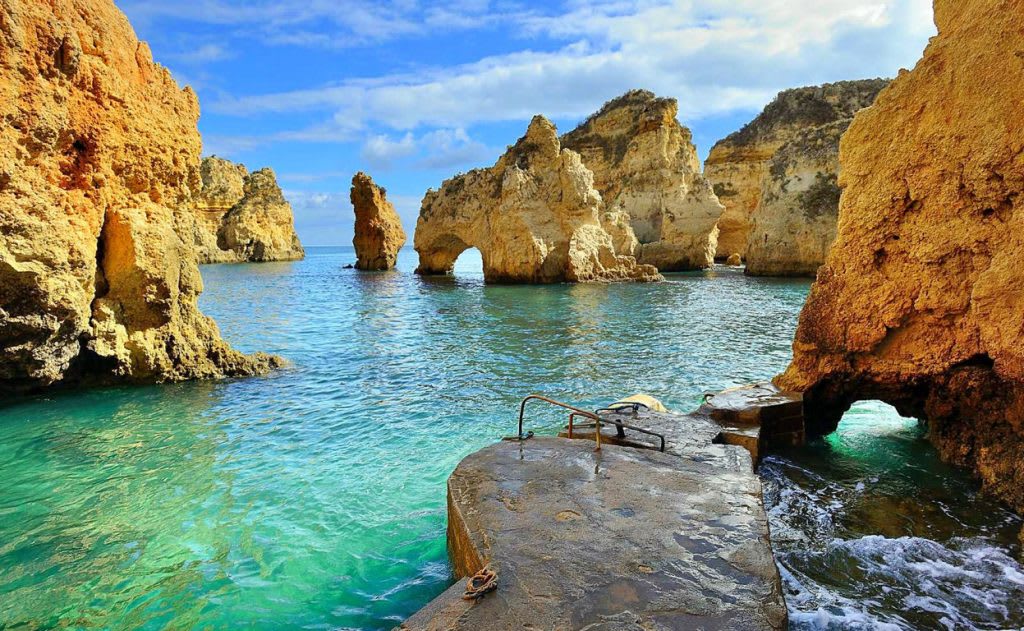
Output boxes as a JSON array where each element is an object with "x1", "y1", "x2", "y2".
[{"x1": 401, "y1": 433, "x2": 787, "y2": 630}]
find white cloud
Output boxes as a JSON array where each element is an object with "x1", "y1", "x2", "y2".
[
  {"x1": 360, "y1": 132, "x2": 417, "y2": 169},
  {"x1": 208, "y1": 0, "x2": 935, "y2": 134},
  {"x1": 169, "y1": 43, "x2": 233, "y2": 64}
]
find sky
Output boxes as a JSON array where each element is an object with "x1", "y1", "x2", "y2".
[{"x1": 120, "y1": 0, "x2": 937, "y2": 246}]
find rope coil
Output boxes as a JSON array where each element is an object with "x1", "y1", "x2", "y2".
[{"x1": 461, "y1": 566, "x2": 498, "y2": 601}]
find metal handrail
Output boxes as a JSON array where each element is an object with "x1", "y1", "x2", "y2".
[
  {"x1": 516, "y1": 394, "x2": 667, "y2": 453},
  {"x1": 517, "y1": 394, "x2": 605, "y2": 450}
]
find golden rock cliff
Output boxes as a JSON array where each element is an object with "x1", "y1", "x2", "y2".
[
  {"x1": 414, "y1": 116, "x2": 661, "y2": 283},
  {"x1": 705, "y1": 80, "x2": 888, "y2": 264},
  {"x1": 351, "y1": 172, "x2": 406, "y2": 270},
  {"x1": 0, "y1": 0, "x2": 278, "y2": 393},
  {"x1": 777, "y1": 0, "x2": 1024, "y2": 512},
  {"x1": 192, "y1": 157, "x2": 304, "y2": 264},
  {"x1": 561, "y1": 90, "x2": 723, "y2": 271}
]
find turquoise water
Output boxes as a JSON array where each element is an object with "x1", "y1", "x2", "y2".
[{"x1": 0, "y1": 246, "x2": 1019, "y2": 629}]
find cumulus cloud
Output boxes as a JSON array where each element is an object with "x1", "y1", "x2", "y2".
[
  {"x1": 208, "y1": 0, "x2": 935, "y2": 134},
  {"x1": 355, "y1": 129, "x2": 493, "y2": 171}
]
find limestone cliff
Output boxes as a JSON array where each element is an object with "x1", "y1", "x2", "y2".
[
  {"x1": 414, "y1": 116, "x2": 661, "y2": 283},
  {"x1": 561, "y1": 90, "x2": 723, "y2": 271},
  {"x1": 705, "y1": 79, "x2": 889, "y2": 264},
  {"x1": 351, "y1": 172, "x2": 406, "y2": 270},
  {"x1": 192, "y1": 157, "x2": 304, "y2": 264},
  {"x1": 744, "y1": 121, "x2": 846, "y2": 276},
  {"x1": 0, "y1": 0, "x2": 278, "y2": 393},
  {"x1": 777, "y1": 0, "x2": 1024, "y2": 512}
]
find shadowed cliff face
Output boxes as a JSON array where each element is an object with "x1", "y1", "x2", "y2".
[
  {"x1": 0, "y1": 0, "x2": 278, "y2": 393},
  {"x1": 777, "y1": 0, "x2": 1024, "y2": 512},
  {"x1": 414, "y1": 116, "x2": 661, "y2": 283}
]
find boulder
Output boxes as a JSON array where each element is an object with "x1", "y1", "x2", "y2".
[
  {"x1": 705, "y1": 79, "x2": 889, "y2": 266},
  {"x1": 192, "y1": 157, "x2": 304, "y2": 263},
  {"x1": 414, "y1": 116, "x2": 661, "y2": 283},
  {"x1": 351, "y1": 172, "x2": 406, "y2": 270},
  {"x1": 0, "y1": 0, "x2": 278, "y2": 393},
  {"x1": 777, "y1": 0, "x2": 1024, "y2": 513},
  {"x1": 561, "y1": 90, "x2": 723, "y2": 271},
  {"x1": 726, "y1": 253, "x2": 743, "y2": 267}
]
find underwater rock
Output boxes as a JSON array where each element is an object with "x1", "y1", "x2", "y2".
[
  {"x1": 705, "y1": 79, "x2": 889, "y2": 267},
  {"x1": 351, "y1": 172, "x2": 406, "y2": 270},
  {"x1": 561, "y1": 90, "x2": 723, "y2": 271},
  {"x1": 0, "y1": 0, "x2": 279, "y2": 393},
  {"x1": 192, "y1": 157, "x2": 304, "y2": 263},
  {"x1": 777, "y1": 0, "x2": 1024, "y2": 513},
  {"x1": 414, "y1": 116, "x2": 661, "y2": 283}
]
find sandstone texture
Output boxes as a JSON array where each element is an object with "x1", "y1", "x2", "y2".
[
  {"x1": 705, "y1": 79, "x2": 889, "y2": 267},
  {"x1": 0, "y1": 0, "x2": 278, "y2": 393},
  {"x1": 350, "y1": 172, "x2": 406, "y2": 270},
  {"x1": 777, "y1": 0, "x2": 1024, "y2": 513},
  {"x1": 414, "y1": 116, "x2": 661, "y2": 283},
  {"x1": 192, "y1": 157, "x2": 304, "y2": 264},
  {"x1": 562, "y1": 90, "x2": 723, "y2": 271}
]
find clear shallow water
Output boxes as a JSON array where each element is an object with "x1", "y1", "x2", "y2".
[{"x1": 0, "y1": 246, "x2": 1019, "y2": 629}]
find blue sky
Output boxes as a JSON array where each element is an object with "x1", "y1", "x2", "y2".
[{"x1": 120, "y1": 0, "x2": 936, "y2": 246}]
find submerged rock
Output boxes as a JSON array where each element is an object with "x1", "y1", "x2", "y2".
[
  {"x1": 777, "y1": 0, "x2": 1024, "y2": 513},
  {"x1": 705, "y1": 79, "x2": 889, "y2": 270},
  {"x1": 0, "y1": 0, "x2": 279, "y2": 393},
  {"x1": 192, "y1": 157, "x2": 304, "y2": 263},
  {"x1": 561, "y1": 90, "x2": 723, "y2": 271},
  {"x1": 414, "y1": 116, "x2": 661, "y2": 283},
  {"x1": 350, "y1": 172, "x2": 406, "y2": 270}
]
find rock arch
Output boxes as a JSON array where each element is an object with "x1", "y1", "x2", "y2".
[{"x1": 414, "y1": 116, "x2": 660, "y2": 284}]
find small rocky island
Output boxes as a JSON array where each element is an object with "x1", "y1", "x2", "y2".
[
  {"x1": 351, "y1": 172, "x2": 406, "y2": 271},
  {"x1": 414, "y1": 116, "x2": 662, "y2": 283},
  {"x1": 192, "y1": 157, "x2": 305, "y2": 264}
]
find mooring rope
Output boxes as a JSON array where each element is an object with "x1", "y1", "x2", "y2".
[{"x1": 461, "y1": 566, "x2": 498, "y2": 601}]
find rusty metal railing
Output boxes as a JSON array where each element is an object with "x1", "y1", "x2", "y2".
[{"x1": 516, "y1": 394, "x2": 667, "y2": 452}]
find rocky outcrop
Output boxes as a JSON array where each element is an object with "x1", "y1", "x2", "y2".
[
  {"x1": 414, "y1": 116, "x2": 661, "y2": 283},
  {"x1": 192, "y1": 157, "x2": 304, "y2": 263},
  {"x1": 351, "y1": 172, "x2": 406, "y2": 270},
  {"x1": 218, "y1": 168, "x2": 304, "y2": 262},
  {"x1": 705, "y1": 79, "x2": 889, "y2": 266},
  {"x1": 744, "y1": 121, "x2": 847, "y2": 276},
  {"x1": 777, "y1": 0, "x2": 1024, "y2": 513},
  {"x1": 0, "y1": 0, "x2": 278, "y2": 393},
  {"x1": 561, "y1": 90, "x2": 723, "y2": 271}
]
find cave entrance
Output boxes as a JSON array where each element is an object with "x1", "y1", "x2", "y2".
[{"x1": 452, "y1": 247, "x2": 484, "y2": 278}]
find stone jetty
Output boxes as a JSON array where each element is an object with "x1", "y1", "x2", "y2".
[{"x1": 402, "y1": 385, "x2": 802, "y2": 629}]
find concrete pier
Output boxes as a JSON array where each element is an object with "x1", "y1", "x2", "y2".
[{"x1": 401, "y1": 385, "x2": 804, "y2": 630}]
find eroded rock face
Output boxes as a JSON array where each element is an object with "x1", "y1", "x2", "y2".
[
  {"x1": 0, "y1": 0, "x2": 278, "y2": 393},
  {"x1": 705, "y1": 79, "x2": 889, "y2": 265},
  {"x1": 744, "y1": 121, "x2": 847, "y2": 276},
  {"x1": 192, "y1": 157, "x2": 304, "y2": 264},
  {"x1": 777, "y1": 0, "x2": 1024, "y2": 512},
  {"x1": 414, "y1": 116, "x2": 661, "y2": 283},
  {"x1": 561, "y1": 90, "x2": 723, "y2": 271},
  {"x1": 218, "y1": 168, "x2": 304, "y2": 262},
  {"x1": 351, "y1": 172, "x2": 406, "y2": 270}
]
